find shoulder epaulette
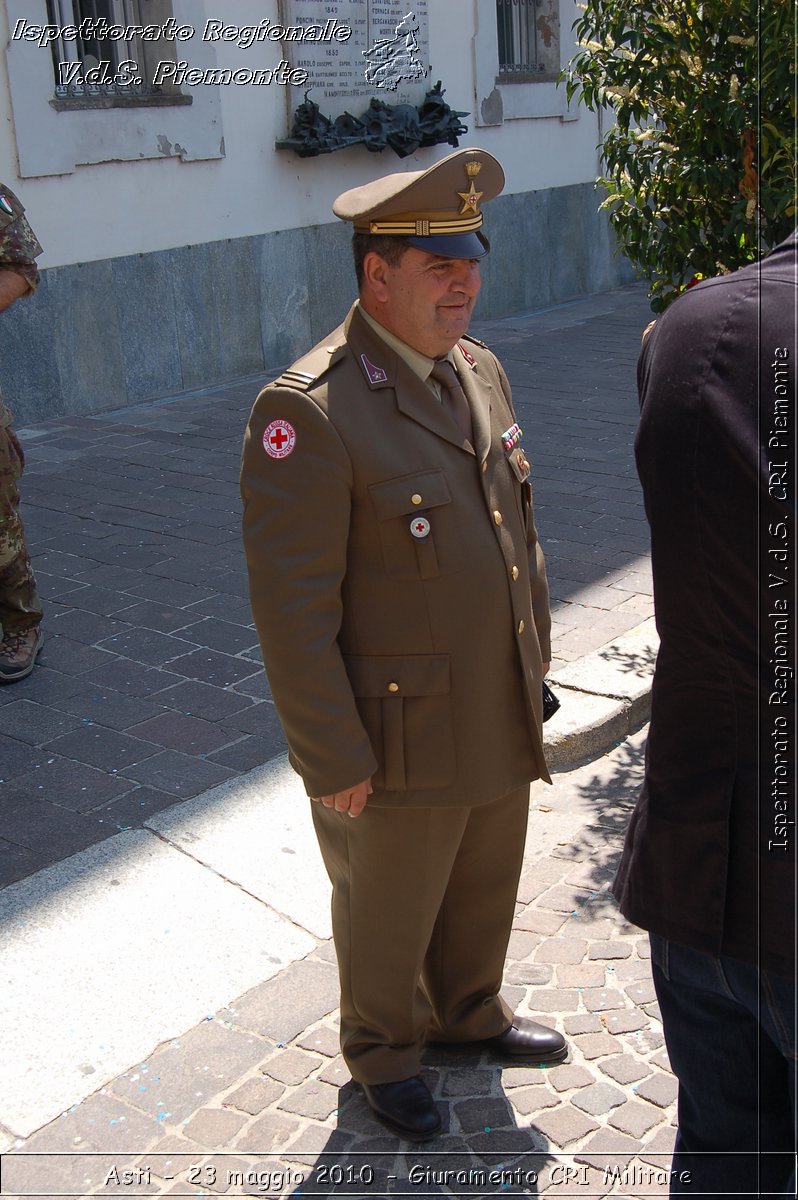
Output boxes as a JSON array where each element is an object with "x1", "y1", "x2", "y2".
[
  {"x1": 462, "y1": 333, "x2": 489, "y2": 349},
  {"x1": 272, "y1": 335, "x2": 347, "y2": 391},
  {"x1": 277, "y1": 368, "x2": 317, "y2": 389}
]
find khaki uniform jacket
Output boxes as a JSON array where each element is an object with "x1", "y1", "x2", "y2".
[{"x1": 241, "y1": 302, "x2": 552, "y2": 806}]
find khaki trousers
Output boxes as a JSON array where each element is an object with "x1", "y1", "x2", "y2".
[{"x1": 311, "y1": 786, "x2": 530, "y2": 1084}]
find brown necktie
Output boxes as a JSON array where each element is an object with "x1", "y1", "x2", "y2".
[{"x1": 430, "y1": 359, "x2": 474, "y2": 446}]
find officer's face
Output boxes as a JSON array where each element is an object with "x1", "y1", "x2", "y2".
[{"x1": 365, "y1": 248, "x2": 482, "y2": 357}]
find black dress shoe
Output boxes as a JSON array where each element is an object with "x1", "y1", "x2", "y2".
[
  {"x1": 362, "y1": 1076, "x2": 442, "y2": 1140},
  {"x1": 481, "y1": 1016, "x2": 568, "y2": 1063}
]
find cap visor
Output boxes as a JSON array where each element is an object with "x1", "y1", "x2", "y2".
[{"x1": 405, "y1": 230, "x2": 490, "y2": 259}]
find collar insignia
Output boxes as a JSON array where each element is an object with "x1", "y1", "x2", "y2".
[{"x1": 361, "y1": 353, "x2": 388, "y2": 385}]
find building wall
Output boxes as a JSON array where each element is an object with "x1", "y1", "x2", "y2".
[{"x1": 0, "y1": 0, "x2": 634, "y2": 425}]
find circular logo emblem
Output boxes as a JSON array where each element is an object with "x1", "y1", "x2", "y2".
[
  {"x1": 410, "y1": 516, "x2": 431, "y2": 540},
  {"x1": 263, "y1": 420, "x2": 296, "y2": 459}
]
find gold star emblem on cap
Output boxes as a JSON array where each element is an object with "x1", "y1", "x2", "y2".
[
  {"x1": 457, "y1": 159, "x2": 483, "y2": 215},
  {"x1": 457, "y1": 180, "x2": 483, "y2": 215}
]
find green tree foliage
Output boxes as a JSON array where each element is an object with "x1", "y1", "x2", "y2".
[{"x1": 564, "y1": 0, "x2": 796, "y2": 310}]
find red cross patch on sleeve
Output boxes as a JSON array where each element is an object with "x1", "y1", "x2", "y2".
[{"x1": 263, "y1": 420, "x2": 297, "y2": 459}]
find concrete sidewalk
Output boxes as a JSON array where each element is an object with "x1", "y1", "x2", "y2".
[{"x1": 0, "y1": 282, "x2": 670, "y2": 1197}]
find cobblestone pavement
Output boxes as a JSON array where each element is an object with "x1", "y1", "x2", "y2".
[
  {"x1": 3, "y1": 728, "x2": 681, "y2": 1200},
  {"x1": 0, "y1": 284, "x2": 654, "y2": 889}
]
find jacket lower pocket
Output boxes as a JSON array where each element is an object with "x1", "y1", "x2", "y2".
[{"x1": 344, "y1": 653, "x2": 456, "y2": 791}]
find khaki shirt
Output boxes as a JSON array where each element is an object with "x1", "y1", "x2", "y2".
[{"x1": 358, "y1": 305, "x2": 455, "y2": 401}]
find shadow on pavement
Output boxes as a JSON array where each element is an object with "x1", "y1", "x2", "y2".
[
  {"x1": 285, "y1": 1068, "x2": 550, "y2": 1198},
  {"x1": 546, "y1": 728, "x2": 646, "y2": 912}
]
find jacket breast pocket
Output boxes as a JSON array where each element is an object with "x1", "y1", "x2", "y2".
[
  {"x1": 369, "y1": 469, "x2": 463, "y2": 581},
  {"x1": 344, "y1": 654, "x2": 456, "y2": 792}
]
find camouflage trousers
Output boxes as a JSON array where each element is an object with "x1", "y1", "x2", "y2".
[{"x1": 0, "y1": 419, "x2": 42, "y2": 636}]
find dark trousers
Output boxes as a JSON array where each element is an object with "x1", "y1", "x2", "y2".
[
  {"x1": 650, "y1": 933, "x2": 796, "y2": 1198},
  {"x1": 312, "y1": 786, "x2": 530, "y2": 1084}
]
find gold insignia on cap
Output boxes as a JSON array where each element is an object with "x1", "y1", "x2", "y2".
[
  {"x1": 332, "y1": 148, "x2": 505, "y2": 251},
  {"x1": 458, "y1": 160, "x2": 484, "y2": 216}
]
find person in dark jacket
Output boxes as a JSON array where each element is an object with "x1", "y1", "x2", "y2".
[{"x1": 613, "y1": 232, "x2": 797, "y2": 1197}]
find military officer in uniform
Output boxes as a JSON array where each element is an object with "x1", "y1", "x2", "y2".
[
  {"x1": 241, "y1": 148, "x2": 567, "y2": 1140},
  {"x1": 0, "y1": 185, "x2": 44, "y2": 683}
]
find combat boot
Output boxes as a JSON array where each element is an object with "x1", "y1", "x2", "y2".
[{"x1": 0, "y1": 626, "x2": 43, "y2": 683}]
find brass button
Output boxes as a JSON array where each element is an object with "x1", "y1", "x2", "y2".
[
  {"x1": 411, "y1": 493, "x2": 423, "y2": 506},
  {"x1": 482, "y1": 462, "x2": 488, "y2": 473},
  {"x1": 387, "y1": 681, "x2": 400, "y2": 693},
  {"x1": 493, "y1": 510, "x2": 503, "y2": 525},
  {"x1": 511, "y1": 565, "x2": 519, "y2": 581},
  {"x1": 518, "y1": 620, "x2": 525, "y2": 634}
]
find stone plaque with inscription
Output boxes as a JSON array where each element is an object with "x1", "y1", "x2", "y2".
[{"x1": 279, "y1": 0, "x2": 431, "y2": 114}]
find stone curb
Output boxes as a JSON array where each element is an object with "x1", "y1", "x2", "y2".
[{"x1": 545, "y1": 618, "x2": 658, "y2": 770}]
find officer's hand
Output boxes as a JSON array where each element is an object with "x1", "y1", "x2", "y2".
[
  {"x1": 542, "y1": 661, "x2": 550, "y2": 676},
  {"x1": 313, "y1": 777, "x2": 373, "y2": 818}
]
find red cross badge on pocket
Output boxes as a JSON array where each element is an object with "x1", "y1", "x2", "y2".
[
  {"x1": 410, "y1": 516, "x2": 431, "y2": 539},
  {"x1": 263, "y1": 420, "x2": 296, "y2": 459}
]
